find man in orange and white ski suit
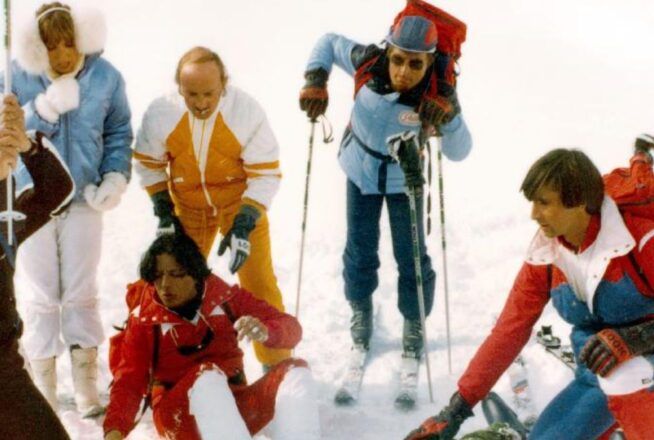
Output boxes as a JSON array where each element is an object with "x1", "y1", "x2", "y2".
[{"x1": 133, "y1": 46, "x2": 288, "y2": 367}]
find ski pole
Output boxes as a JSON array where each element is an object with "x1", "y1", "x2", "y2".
[
  {"x1": 0, "y1": 0, "x2": 20, "y2": 246},
  {"x1": 294, "y1": 119, "x2": 317, "y2": 319},
  {"x1": 435, "y1": 136, "x2": 453, "y2": 374},
  {"x1": 407, "y1": 184, "x2": 434, "y2": 403}
]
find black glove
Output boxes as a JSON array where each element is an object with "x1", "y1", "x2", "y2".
[
  {"x1": 387, "y1": 131, "x2": 425, "y2": 188},
  {"x1": 580, "y1": 320, "x2": 654, "y2": 377},
  {"x1": 299, "y1": 68, "x2": 329, "y2": 120},
  {"x1": 218, "y1": 204, "x2": 260, "y2": 273},
  {"x1": 151, "y1": 191, "x2": 183, "y2": 236},
  {"x1": 635, "y1": 133, "x2": 654, "y2": 155},
  {"x1": 405, "y1": 392, "x2": 474, "y2": 440},
  {"x1": 419, "y1": 77, "x2": 463, "y2": 134}
]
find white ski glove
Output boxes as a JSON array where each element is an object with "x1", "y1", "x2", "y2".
[
  {"x1": 217, "y1": 204, "x2": 260, "y2": 273},
  {"x1": 34, "y1": 77, "x2": 80, "y2": 124},
  {"x1": 234, "y1": 316, "x2": 269, "y2": 343},
  {"x1": 84, "y1": 172, "x2": 128, "y2": 212},
  {"x1": 221, "y1": 234, "x2": 251, "y2": 274}
]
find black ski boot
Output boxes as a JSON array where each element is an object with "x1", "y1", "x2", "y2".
[
  {"x1": 635, "y1": 133, "x2": 654, "y2": 163},
  {"x1": 349, "y1": 298, "x2": 373, "y2": 350},
  {"x1": 402, "y1": 318, "x2": 424, "y2": 359}
]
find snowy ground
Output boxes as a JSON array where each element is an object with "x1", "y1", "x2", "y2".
[{"x1": 6, "y1": 0, "x2": 654, "y2": 438}]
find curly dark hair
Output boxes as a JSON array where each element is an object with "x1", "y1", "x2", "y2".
[
  {"x1": 139, "y1": 234, "x2": 211, "y2": 284},
  {"x1": 521, "y1": 148, "x2": 604, "y2": 214}
]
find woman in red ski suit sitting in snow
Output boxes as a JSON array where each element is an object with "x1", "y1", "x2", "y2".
[{"x1": 103, "y1": 233, "x2": 320, "y2": 440}]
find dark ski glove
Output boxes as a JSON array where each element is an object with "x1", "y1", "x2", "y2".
[
  {"x1": 218, "y1": 204, "x2": 261, "y2": 273},
  {"x1": 635, "y1": 133, "x2": 654, "y2": 154},
  {"x1": 418, "y1": 94, "x2": 453, "y2": 133},
  {"x1": 299, "y1": 68, "x2": 329, "y2": 120},
  {"x1": 151, "y1": 191, "x2": 183, "y2": 236},
  {"x1": 635, "y1": 134, "x2": 654, "y2": 163},
  {"x1": 580, "y1": 320, "x2": 654, "y2": 377},
  {"x1": 387, "y1": 131, "x2": 425, "y2": 188},
  {"x1": 404, "y1": 392, "x2": 474, "y2": 440}
]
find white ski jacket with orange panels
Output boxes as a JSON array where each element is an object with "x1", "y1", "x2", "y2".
[{"x1": 134, "y1": 85, "x2": 281, "y2": 214}]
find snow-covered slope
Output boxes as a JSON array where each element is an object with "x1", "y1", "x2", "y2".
[{"x1": 6, "y1": 0, "x2": 654, "y2": 438}]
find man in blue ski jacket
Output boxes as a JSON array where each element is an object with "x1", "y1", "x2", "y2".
[{"x1": 299, "y1": 16, "x2": 472, "y2": 365}]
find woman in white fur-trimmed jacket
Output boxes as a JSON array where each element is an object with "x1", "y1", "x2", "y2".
[{"x1": 1, "y1": 2, "x2": 133, "y2": 418}]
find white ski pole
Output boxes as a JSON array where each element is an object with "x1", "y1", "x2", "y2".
[
  {"x1": 0, "y1": 0, "x2": 21, "y2": 246},
  {"x1": 407, "y1": 184, "x2": 435, "y2": 403},
  {"x1": 294, "y1": 119, "x2": 316, "y2": 319},
  {"x1": 435, "y1": 136, "x2": 453, "y2": 374}
]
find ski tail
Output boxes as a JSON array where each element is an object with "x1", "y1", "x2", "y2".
[{"x1": 481, "y1": 392, "x2": 529, "y2": 439}]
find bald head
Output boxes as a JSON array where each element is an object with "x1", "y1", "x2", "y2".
[
  {"x1": 176, "y1": 47, "x2": 228, "y2": 119},
  {"x1": 175, "y1": 46, "x2": 227, "y2": 86}
]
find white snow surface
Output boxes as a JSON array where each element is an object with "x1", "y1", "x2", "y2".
[{"x1": 5, "y1": 0, "x2": 654, "y2": 438}]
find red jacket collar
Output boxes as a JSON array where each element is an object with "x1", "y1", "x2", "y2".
[
  {"x1": 136, "y1": 274, "x2": 236, "y2": 326},
  {"x1": 558, "y1": 214, "x2": 601, "y2": 253}
]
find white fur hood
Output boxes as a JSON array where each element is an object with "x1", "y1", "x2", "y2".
[{"x1": 15, "y1": 4, "x2": 107, "y2": 75}]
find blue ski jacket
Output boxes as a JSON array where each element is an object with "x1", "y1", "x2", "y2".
[
  {"x1": 305, "y1": 33, "x2": 472, "y2": 195},
  {"x1": 2, "y1": 54, "x2": 133, "y2": 202}
]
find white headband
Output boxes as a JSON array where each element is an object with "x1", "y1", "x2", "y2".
[{"x1": 36, "y1": 7, "x2": 71, "y2": 22}]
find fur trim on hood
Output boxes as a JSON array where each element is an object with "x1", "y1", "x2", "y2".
[{"x1": 15, "y1": 4, "x2": 107, "y2": 75}]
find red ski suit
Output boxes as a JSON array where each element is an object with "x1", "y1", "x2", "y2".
[
  {"x1": 103, "y1": 274, "x2": 304, "y2": 438},
  {"x1": 458, "y1": 198, "x2": 654, "y2": 439}
]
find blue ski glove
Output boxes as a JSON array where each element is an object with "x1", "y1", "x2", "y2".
[
  {"x1": 218, "y1": 204, "x2": 260, "y2": 273},
  {"x1": 405, "y1": 392, "x2": 473, "y2": 440}
]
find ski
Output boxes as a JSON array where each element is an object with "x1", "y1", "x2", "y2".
[
  {"x1": 481, "y1": 391, "x2": 529, "y2": 439},
  {"x1": 334, "y1": 344, "x2": 369, "y2": 406},
  {"x1": 536, "y1": 326, "x2": 576, "y2": 371},
  {"x1": 394, "y1": 355, "x2": 420, "y2": 410},
  {"x1": 507, "y1": 355, "x2": 537, "y2": 428}
]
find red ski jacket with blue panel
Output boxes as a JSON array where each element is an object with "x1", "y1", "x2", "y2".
[{"x1": 457, "y1": 196, "x2": 654, "y2": 406}]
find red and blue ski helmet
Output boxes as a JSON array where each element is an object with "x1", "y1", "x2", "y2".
[{"x1": 385, "y1": 15, "x2": 438, "y2": 53}]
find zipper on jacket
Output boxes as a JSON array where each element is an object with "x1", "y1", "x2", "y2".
[{"x1": 194, "y1": 118, "x2": 218, "y2": 217}]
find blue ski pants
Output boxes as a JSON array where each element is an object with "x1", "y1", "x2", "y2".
[
  {"x1": 342, "y1": 179, "x2": 435, "y2": 320},
  {"x1": 530, "y1": 371, "x2": 614, "y2": 439}
]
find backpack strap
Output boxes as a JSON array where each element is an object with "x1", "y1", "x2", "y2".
[
  {"x1": 628, "y1": 252, "x2": 654, "y2": 294},
  {"x1": 353, "y1": 47, "x2": 383, "y2": 97},
  {"x1": 221, "y1": 300, "x2": 236, "y2": 324}
]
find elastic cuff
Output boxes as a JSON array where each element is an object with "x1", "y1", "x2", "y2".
[
  {"x1": 240, "y1": 199, "x2": 264, "y2": 219},
  {"x1": 34, "y1": 94, "x2": 59, "y2": 124}
]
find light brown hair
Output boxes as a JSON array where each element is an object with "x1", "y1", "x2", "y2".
[
  {"x1": 175, "y1": 46, "x2": 228, "y2": 86},
  {"x1": 36, "y1": 2, "x2": 75, "y2": 49}
]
